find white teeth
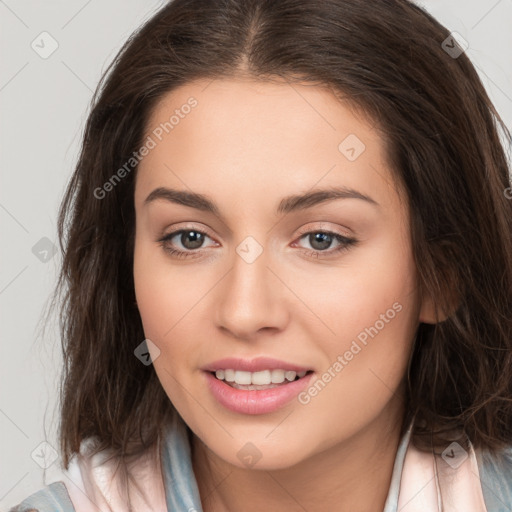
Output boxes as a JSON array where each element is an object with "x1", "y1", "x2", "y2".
[
  {"x1": 213, "y1": 369, "x2": 309, "y2": 385},
  {"x1": 224, "y1": 369, "x2": 235, "y2": 382},
  {"x1": 251, "y1": 370, "x2": 272, "y2": 385},
  {"x1": 234, "y1": 370, "x2": 252, "y2": 385},
  {"x1": 271, "y1": 369, "x2": 285, "y2": 383},
  {"x1": 285, "y1": 371, "x2": 296, "y2": 382}
]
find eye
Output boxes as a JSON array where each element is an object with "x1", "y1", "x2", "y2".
[
  {"x1": 157, "y1": 228, "x2": 217, "y2": 259},
  {"x1": 293, "y1": 228, "x2": 358, "y2": 258}
]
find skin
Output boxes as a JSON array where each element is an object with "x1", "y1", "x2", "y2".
[{"x1": 133, "y1": 77, "x2": 440, "y2": 512}]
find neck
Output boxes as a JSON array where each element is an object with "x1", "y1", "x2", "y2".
[{"x1": 191, "y1": 399, "x2": 406, "y2": 512}]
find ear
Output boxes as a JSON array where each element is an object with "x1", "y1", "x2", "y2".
[
  {"x1": 418, "y1": 283, "x2": 459, "y2": 324},
  {"x1": 419, "y1": 293, "x2": 444, "y2": 324}
]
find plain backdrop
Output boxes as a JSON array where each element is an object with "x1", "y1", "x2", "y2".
[{"x1": 1, "y1": 0, "x2": 511, "y2": 509}]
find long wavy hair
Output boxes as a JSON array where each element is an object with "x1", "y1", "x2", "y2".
[{"x1": 51, "y1": 0, "x2": 512, "y2": 469}]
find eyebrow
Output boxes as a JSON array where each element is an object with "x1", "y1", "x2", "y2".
[{"x1": 144, "y1": 185, "x2": 379, "y2": 216}]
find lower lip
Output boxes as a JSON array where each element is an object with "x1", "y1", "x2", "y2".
[{"x1": 204, "y1": 371, "x2": 315, "y2": 415}]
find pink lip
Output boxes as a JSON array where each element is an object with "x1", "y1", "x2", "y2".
[
  {"x1": 201, "y1": 357, "x2": 312, "y2": 373},
  {"x1": 204, "y1": 370, "x2": 315, "y2": 415}
]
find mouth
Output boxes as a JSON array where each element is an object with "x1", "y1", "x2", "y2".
[
  {"x1": 204, "y1": 367, "x2": 316, "y2": 414},
  {"x1": 208, "y1": 369, "x2": 315, "y2": 391}
]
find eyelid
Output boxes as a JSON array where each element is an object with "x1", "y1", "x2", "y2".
[
  {"x1": 160, "y1": 222, "x2": 217, "y2": 240},
  {"x1": 160, "y1": 222, "x2": 352, "y2": 244},
  {"x1": 295, "y1": 222, "x2": 354, "y2": 239}
]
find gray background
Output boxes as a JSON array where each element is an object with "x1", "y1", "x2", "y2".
[{"x1": 1, "y1": 0, "x2": 511, "y2": 509}]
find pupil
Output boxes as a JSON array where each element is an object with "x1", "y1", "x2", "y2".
[
  {"x1": 182, "y1": 231, "x2": 203, "y2": 249},
  {"x1": 310, "y1": 232, "x2": 332, "y2": 250}
]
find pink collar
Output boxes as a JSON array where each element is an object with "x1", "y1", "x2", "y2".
[{"x1": 397, "y1": 427, "x2": 488, "y2": 511}]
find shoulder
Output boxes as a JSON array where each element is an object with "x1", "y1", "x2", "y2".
[
  {"x1": 9, "y1": 434, "x2": 167, "y2": 512},
  {"x1": 7, "y1": 481, "x2": 76, "y2": 512},
  {"x1": 7, "y1": 437, "x2": 99, "y2": 512},
  {"x1": 477, "y1": 444, "x2": 512, "y2": 511}
]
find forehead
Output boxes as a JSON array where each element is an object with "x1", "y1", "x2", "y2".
[{"x1": 135, "y1": 77, "x2": 401, "y2": 214}]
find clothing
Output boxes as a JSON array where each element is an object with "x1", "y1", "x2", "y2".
[{"x1": 8, "y1": 413, "x2": 512, "y2": 511}]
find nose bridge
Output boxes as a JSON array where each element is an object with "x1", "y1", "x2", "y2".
[{"x1": 214, "y1": 237, "x2": 288, "y2": 338}]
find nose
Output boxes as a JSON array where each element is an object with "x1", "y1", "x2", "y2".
[{"x1": 214, "y1": 246, "x2": 289, "y2": 341}]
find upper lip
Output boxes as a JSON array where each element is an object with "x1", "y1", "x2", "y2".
[{"x1": 202, "y1": 357, "x2": 312, "y2": 373}]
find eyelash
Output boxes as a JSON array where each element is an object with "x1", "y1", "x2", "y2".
[{"x1": 157, "y1": 227, "x2": 358, "y2": 260}]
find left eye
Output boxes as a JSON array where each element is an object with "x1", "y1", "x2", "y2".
[
  {"x1": 159, "y1": 229, "x2": 215, "y2": 252},
  {"x1": 293, "y1": 230, "x2": 358, "y2": 257},
  {"x1": 297, "y1": 231, "x2": 344, "y2": 251}
]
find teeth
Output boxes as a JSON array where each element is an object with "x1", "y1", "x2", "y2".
[
  {"x1": 285, "y1": 371, "x2": 296, "y2": 381},
  {"x1": 235, "y1": 370, "x2": 252, "y2": 385},
  {"x1": 213, "y1": 369, "x2": 309, "y2": 385},
  {"x1": 251, "y1": 370, "x2": 272, "y2": 385},
  {"x1": 271, "y1": 369, "x2": 285, "y2": 384}
]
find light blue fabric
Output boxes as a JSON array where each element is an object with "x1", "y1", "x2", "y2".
[
  {"x1": 382, "y1": 423, "x2": 412, "y2": 511},
  {"x1": 161, "y1": 414, "x2": 203, "y2": 512},
  {"x1": 8, "y1": 414, "x2": 512, "y2": 511},
  {"x1": 7, "y1": 481, "x2": 75, "y2": 512},
  {"x1": 476, "y1": 446, "x2": 512, "y2": 512}
]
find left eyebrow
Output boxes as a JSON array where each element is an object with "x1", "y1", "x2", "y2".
[
  {"x1": 143, "y1": 185, "x2": 379, "y2": 216},
  {"x1": 277, "y1": 186, "x2": 379, "y2": 214}
]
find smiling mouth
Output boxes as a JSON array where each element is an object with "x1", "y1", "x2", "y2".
[{"x1": 209, "y1": 369, "x2": 314, "y2": 390}]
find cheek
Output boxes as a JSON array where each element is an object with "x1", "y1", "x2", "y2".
[
  {"x1": 304, "y1": 283, "x2": 417, "y2": 403},
  {"x1": 333, "y1": 259, "x2": 418, "y2": 349},
  {"x1": 133, "y1": 238, "x2": 216, "y2": 380},
  {"x1": 296, "y1": 245, "x2": 419, "y2": 432},
  {"x1": 296, "y1": 227, "x2": 419, "y2": 348},
  {"x1": 293, "y1": 300, "x2": 418, "y2": 450},
  {"x1": 133, "y1": 243, "x2": 197, "y2": 408},
  {"x1": 134, "y1": 236, "x2": 196, "y2": 339},
  {"x1": 133, "y1": 239, "x2": 167, "y2": 340}
]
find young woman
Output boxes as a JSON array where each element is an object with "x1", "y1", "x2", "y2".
[{"x1": 9, "y1": 0, "x2": 512, "y2": 511}]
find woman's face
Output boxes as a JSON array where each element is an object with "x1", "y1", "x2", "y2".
[{"x1": 133, "y1": 77, "x2": 433, "y2": 470}]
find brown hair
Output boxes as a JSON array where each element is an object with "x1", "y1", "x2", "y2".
[{"x1": 51, "y1": 0, "x2": 512, "y2": 468}]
